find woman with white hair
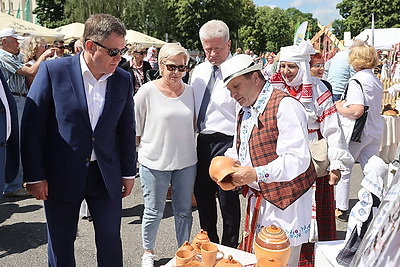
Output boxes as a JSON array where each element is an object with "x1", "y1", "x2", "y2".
[
  {"x1": 20, "y1": 36, "x2": 52, "y2": 88},
  {"x1": 134, "y1": 43, "x2": 197, "y2": 267},
  {"x1": 270, "y1": 41, "x2": 354, "y2": 266}
]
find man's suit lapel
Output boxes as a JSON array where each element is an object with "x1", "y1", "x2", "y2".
[{"x1": 65, "y1": 54, "x2": 91, "y2": 130}]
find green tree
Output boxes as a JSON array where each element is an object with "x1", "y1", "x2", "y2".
[
  {"x1": 34, "y1": 0, "x2": 67, "y2": 28},
  {"x1": 163, "y1": 0, "x2": 255, "y2": 51},
  {"x1": 332, "y1": 19, "x2": 346, "y2": 40},
  {"x1": 252, "y1": 6, "x2": 292, "y2": 53},
  {"x1": 337, "y1": 0, "x2": 400, "y2": 36}
]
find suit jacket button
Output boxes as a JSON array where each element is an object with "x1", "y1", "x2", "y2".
[
  {"x1": 91, "y1": 137, "x2": 96, "y2": 141},
  {"x1": 85, "y1": 157, "x2": 90, "y2": 162},
  {"x1": 0, "y1": 142, "x2": 6, "y2": 147},
  {"x1": 0, "y1": 109, "x2": 5, "y2": 114}
]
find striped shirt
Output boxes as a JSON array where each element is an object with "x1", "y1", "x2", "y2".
[{"x1": 0, "y1": 49, "x2": 28, "y2": 94}]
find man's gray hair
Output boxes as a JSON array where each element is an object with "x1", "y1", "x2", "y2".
[
  {"x1": 83, "y1": 13, "x2": 126, "y2": 46},
  {"x1": 199, "y1": 20, "x2": 230, "y2": 43}
]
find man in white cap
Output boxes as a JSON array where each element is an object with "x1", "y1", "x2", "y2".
[
  {"x1": 221, "y1": 54, "x2": 316, "y2": 266},
  {"x1": 0, "y1": 28, "x2": 53, "y2": 197}
]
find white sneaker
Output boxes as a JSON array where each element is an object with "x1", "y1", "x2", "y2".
[{"x1": 141, "y1": 253, "x2": 156, "y2": 267}]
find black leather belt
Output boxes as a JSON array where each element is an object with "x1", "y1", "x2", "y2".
[
  {"x1": 12, "y1": 92, "x2": 27, "y2": 97},
  {"x1": 198, "y1": 132, "x2": 232, "y2": 142}
]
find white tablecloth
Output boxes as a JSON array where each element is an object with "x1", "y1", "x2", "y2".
[
  {"x1": 315, "y1": 240, "x2": 345, "y2": 267},
  {"x1": 164, "y1": 243, "x2": 257, "y2": 266},
  {"x1": 379, "y1": 115, "x2": 400, "y2": 163}
]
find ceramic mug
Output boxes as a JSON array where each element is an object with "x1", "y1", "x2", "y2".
[
  {"x1": 175, "y1": 249, "x2": 197, "y2": 265},
  {"x1": 200, "y1": 243, "x2": 224, "y2": 267}
]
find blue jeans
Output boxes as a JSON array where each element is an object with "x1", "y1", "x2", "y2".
[{"x1": 140, "y1": 164, "x2": 197, "y2": 250}]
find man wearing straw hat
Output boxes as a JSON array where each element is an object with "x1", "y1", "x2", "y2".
[{"x1": 221, "y1": 54, "x2": 316, "y2": 266}]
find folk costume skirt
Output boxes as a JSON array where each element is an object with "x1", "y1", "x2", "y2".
[{"x1": 298, "y1": 174, "x2": 336, "y2": 266}]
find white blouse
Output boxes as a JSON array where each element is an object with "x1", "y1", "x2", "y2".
[{"x1": 134, "y1": 81, "x2": 197, "y2": 171}]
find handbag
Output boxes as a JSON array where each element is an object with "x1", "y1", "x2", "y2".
[
  {"x1": 342, "y1": 79, "x2": 369, "y2": 143},
  {"x1": 309, "y1": 138, "x2": 329, "y2": 177}
]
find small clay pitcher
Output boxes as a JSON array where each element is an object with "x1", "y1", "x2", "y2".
[
  {"x1": 192, "y1": 229, "x2": 210, "y2": 253},
  {"x1": 256, "y1": 257, "x2": 282, "y2": 267},
  {"x1": 215, "y1": 255, "x2": 243, "y2": 267},
  {"x1": 253, "y1": 225, "x2": 291, "y2": 266},
  {"x1": 179, "y1": 241, "x2": 195, "y2": 252},
  {"x1": 209, "y1": 156, "x2": 237, "y2": 191}
]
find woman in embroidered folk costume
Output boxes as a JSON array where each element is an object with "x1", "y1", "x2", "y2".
[
  {"x1": 222, "y1": 54, "x2": 316, "y2": 267},
  {"x1": 269, "y1": 41, "x2": 354, "y2": 266},
  {"x1": 335, "y1": 44, "x2": 383, "y2": 228}
]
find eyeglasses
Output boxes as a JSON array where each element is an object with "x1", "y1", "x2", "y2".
[
  {"x1": 56, "y1": 45, "x2": 66, "y2": 49},
  {"x1": 90, "y1": 40, "x2": 128, "y2": 57},
  {"x1": 311, "y1": 63, "x2": 324, "y2": 68},
  {"x1": 134, "y1": 51, "x2": 146, "y2": 55},
  {"x1": 163, "y1": 64, "x2": 187, "y2": 72}
]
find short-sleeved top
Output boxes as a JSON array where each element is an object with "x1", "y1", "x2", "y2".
[
  {"x1": 345, "y1": 69, "x2": 383, "y2": 140},
  {"x1": 0, "y1": 49, "x2": 28, "y2": 94}
]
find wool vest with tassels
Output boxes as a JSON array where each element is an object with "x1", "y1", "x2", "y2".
[{"x1": 236, "y1": 88, "x2": 316, "y2": 210}]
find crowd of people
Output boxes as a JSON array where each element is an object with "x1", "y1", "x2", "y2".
[{"x1": 0, "y1": 12, "x2": 397, "y2": 267}]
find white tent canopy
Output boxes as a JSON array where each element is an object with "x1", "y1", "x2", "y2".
[
  {"x1": 54, "y1": 23, "x2": 85, "y2": 43},
  {"x1": 355, "y1": 28, "x2": 400, "y2": 51},
  {"x1": 54, "y1": 24, "x2": 167, "y2": 48},
  {"x1": 0, "y1": 13, "x2": 64, "y2": 42},
  {"x1": 125, "y1": 30, "x2": 166, "y2": 48}
]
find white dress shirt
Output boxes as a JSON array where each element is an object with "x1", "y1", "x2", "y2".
[
  {"x1": 80, "y1": 54, "x2": 111, "y2": 161},
  {"x1": 190, "y1": 56, "x2": 239, "y2": 135}
]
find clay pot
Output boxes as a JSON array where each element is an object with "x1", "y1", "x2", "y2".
[
  {"x1": 256, "y1": 257, "x2": 282, "y2": 267},
  {"x1": 179, "y1": 241, "x2": 195, "y2": 252},
  {"x1": 215, "y1": 255, "x2": 243, "y2": 267},
  {"x1": 253, "y1": 225, "x2": 291, "y2": 266},
  {"x1": 175, "y1": 249, "x2": 198, "y2": 266},
  {"x1": 192, "y1": 229, "x2": 210, "y2": 253},
  {"x1": 209, "y1": 156, "x2": 237, "y2": 191}
]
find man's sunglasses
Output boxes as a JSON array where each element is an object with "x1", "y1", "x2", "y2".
[
  {"x1": 134, "y1": 51, "x2": 146, "y2": 55},
  {"x1": 89, "y1": 40, "x2": 128, "y2": 57},
  {"x1": 163, "y1": 64, "x2": 187, "y2": 72}
]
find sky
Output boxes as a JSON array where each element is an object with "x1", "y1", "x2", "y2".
[{"x1": 253, "y1": 0, "x2": 343, "y2": 26}]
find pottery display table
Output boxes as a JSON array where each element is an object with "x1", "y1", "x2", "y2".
[
  {"x1": 315, "y1": 240, "x2": 344, "y2": 267},
  {"x1": 379, "y1": 115, "x2": 400, "y2": 163},
  {"x1": 164, "y1": 243, "x2": 257, "y2": 266}
]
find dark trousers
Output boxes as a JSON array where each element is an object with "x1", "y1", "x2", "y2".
[
  {"x1": 44, "y1": 161, "x2": 123, "y2": 267},
  {"x1": 194, "y1": 133, "x2": 240, "y2": 248}
]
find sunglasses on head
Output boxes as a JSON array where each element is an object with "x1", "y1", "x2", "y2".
[
  {"x1": 134, "y1": 51, "x2": 145, "y2": 55},
  {"x1": 89, "y1": 40, "x2": 128, "y2": 57},
  {"x1": 163, "y1": 64, "x2": 187, "y2": 72}
]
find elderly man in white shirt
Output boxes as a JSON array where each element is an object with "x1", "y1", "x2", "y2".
[{"x1": 190, "y1": 19, "x2": 241, "y2": 248}]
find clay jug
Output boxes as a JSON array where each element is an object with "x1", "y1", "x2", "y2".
[
  {"x1": 253, "y1": 225, "x2": 291, "y2": 266},
  {"x1": 209, "y1": 156, "x2": 237, "y2": 191},
  {"x1": 256, "y1": 257, "x2": 282, "y2": 267},
  {"x1": 179, "y1": 241, "x2": 195, "y2": 252},
  {"x1": 192, "y1": 229, "x2": 210, "y2": 253},
  {"x1": 215, "y1": 255, "x2": 243, "y2": 267}
]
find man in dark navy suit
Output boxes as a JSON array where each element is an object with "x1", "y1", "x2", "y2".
[
  {"x1": 21, "y1": 14, "x2": 136, "y2": 267},
  {"x1": 0, "y1": 71, "x2": 19, "y2": 195}
]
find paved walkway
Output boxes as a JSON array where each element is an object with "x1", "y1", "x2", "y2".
[{"x1": 0, "y1": 165, "x2": 362, "y2": 266}]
